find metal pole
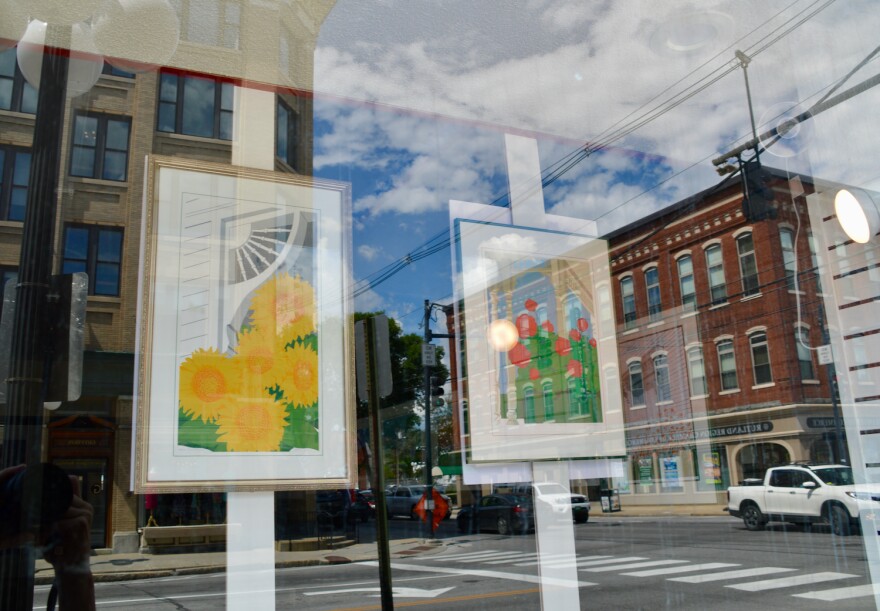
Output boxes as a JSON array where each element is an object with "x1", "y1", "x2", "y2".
[
  {"x1": 366, "y1": 317, "x2": 394, "y2": 610},
  {"x1": 818, "y1": 305, "x2": 847, "y2": 464},
  {"x1": 0, "y1": 29, "x2": 69, "y2": 611},
  {"x1": 422, "y1": 300, "x2": 434, "y2": 538},
  {"x1": 735, "y1": 50, "x2": 761, "y2": 162}
]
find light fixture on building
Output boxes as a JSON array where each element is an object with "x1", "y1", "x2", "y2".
[
  {"x1": 835, "y1": 188, "x2": 880, "y2": 244},
  {"x1": 488, "y1": 318, "x2": 518, "y2": 352}
]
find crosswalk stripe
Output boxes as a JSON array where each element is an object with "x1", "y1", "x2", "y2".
[
  {"x1": 670, "y1": 567, "x2": 797, "y2": 584},
  {"x1": 434, "y1": 550, "x2": 504, "y2": 561},
  {"x1": 793, "y1": 583, "x2": 880, "y2": 601},
  {"x1": 622, "y1": 563, "x2": 740, "y2": 577},
  {"x1": 458, "y1": 552, "x2": 526, "y2": 563},
  {"x1": 560, "y1": 557, "x2": 647, "y2": 569},
  {"x1": 726, "y1": 572, "x2": 858, "y2": 592},
  {"x1": 537, "y1": 556, "x2": 615, "y2": 569},
  {"x1": 582, "y1": 560, "x2": 688, "y2": 573},
  {"x1": 485, "y1": 553, "x2": 571, "y2": 565}
]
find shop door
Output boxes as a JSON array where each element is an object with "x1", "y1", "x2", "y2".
[{"x1": 53, "y1": 458, "x2": 109, "y2": 549}]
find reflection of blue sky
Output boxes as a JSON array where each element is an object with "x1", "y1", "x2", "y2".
[{"x1": 313, "y1": 0, "x2": 880, "y2": 326}]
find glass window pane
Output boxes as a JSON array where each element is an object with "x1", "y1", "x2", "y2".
[
  {"x1": 277, "y1": 105, "x2": 288, "y2": 159},
  {"x1": 106, "y1": 120, "x2": 130, "y2": 151},
  {"x1": 181, "y1": 77, "x2": 216, "y2": 137},
  {"x1": 0, "y1": 80, "x2": 11, "y2": 111},
  {"x1": 102, "y1": 151, "x2": 127, "y2": 181},
  {"x1": 20, "y1": 82, "x2": 37, "y2": 114},
  {"x1": 70, "y1": 147, "x2": 96, "y2": 177},
  {"x1": 61, "y1": 261, "x2": 87, "y2": 275},
  {"x1": 8, "y1": 188, "x2": 26, "y2": 221},
  {"x1": 12, "y1": 152, "x2": 30, "y2": 186},
  {"x1": 159, "y1": 73, "x2": 178, "y2": 102},
  {"x1": 0, "y1": 49, "x2": 14, "y2": 77},
  {"x1": 98, "y1": 230, "x2": 122, "y2": 262},
  {"x1": 95, "y1": 263, "x2": 120, "y2": 295},
  {"x1": 73, "y1": 115, "x2": 98, "y2": 146},
  {"x1": 64, "y1": 227, "x2": 89, "y2": 260},
  {"x1": 0, "y1": 149, "x2": 5, "y2": 181},
  {"x1": 221, "y1": 82, "x2": 234, "y2": 110},
  {"x1": 157, "y1": 103, "x2": 176, "y2": 132},
  {"x1": 219, "y1": 110, "x2": 233, "y2": 141}
]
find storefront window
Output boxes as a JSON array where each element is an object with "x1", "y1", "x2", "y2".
[{"x1": 4, "y1": 3, "x2": 880, "y2": 609}]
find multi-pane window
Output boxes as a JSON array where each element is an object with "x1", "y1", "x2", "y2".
[
  {"x1": 565, "y1": 293, "x2": 581, "y2": 332},
  {"x1": 157, "y1": 72, "x2": 233, "y2": 140},
  {"x1": 795, "y1": 327, "x2": 815, "y2": 380},
  {"x1": 654, "y1": 354, "x2": 671, "y2": 402},
  {"x1": 0, "y1": 147, "x2": 31, "y2": 221},
  {"x1": 567, "y1": 378, "x2": 587, "y2": 416},
  {"x1": 621, "y1": 276, "x2": 636, "y2": 329},
  {"x1": 677, "y1": 255, "x2": 695, "y2": 311},
  {"x1": 62, "y1": 225, "x2": 123, "y2": 296},
  {"x1": 70, "y1": 113, "x2": 131, "y2": 181},
  {"x1": 705, "y1": 244, "x2": 727, "y2": 304},
  {"x1": 628, "y1": 361, "x2": 645, "y2": 406},
  {"x1": 780, "y1": 228, "x2": 796, "y2": 290},
  {"x1": 687, "y1": 346, "x2": 707, "y2": 396},
  {"x1": 0, "y1": 48, "x2": 37, "y2": 114},
  {"x1": 717, "y1": 339, "x2": 738, "y2": 391},
  {"x1": 542, "y1": 381, "x2": 554, "y2": 421},
  {"x1": 749, "y1": 331, "x2": 772, "y2": 385},
  {"x1": 737, "y1": 232, "x2": 759, "y2": 296},
  {"x1": 645, "y1": 266, "x2": 662, "y2": 321},
  {"x1": 276, "y1": 98, "x2": 298, "y2": 169}
]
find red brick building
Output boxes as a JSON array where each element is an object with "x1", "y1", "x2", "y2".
[{"x1": 607, "y1": 168, "x2": 841, "y2": 508}]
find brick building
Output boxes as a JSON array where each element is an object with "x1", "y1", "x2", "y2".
[
  {"x1": 0, "y1": 1, "x2": 333, "y2": 550},
  {"x1": 606, "y1": 168, "x2": 842, "y2": 508}
]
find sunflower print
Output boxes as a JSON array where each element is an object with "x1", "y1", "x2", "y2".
[
  {"x1": 278, "y1": 343, "x2": 319, "y2": 408},
  {"x1": 215, "y1": 397, "x2": 289, "y2": 452},
  {"x1": 179, "y1": 348, "x2": 240, "y2": 422},
  {"x1": 248, "y1": 272, "x2": 315, "y2": 341}
]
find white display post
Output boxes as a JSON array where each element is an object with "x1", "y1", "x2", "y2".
[
  {"x1": 227, "y1": 86, "x2": 277, "y2": 611},
  {"x1": 507, "y1": 134, "x2": 581, "y2": 610}
]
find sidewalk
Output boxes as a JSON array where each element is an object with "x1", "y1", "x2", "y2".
[
  {"x1": 34, "y1": 537, "x2": 445, "y2": 585},
  {"x1": 34, "y1": 504, "x2": 730, "y2": 585}
]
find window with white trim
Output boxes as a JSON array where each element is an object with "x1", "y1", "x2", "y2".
[
  {"x1": 749, "y1": 330, "x2": 772, "y2": 385},
  {"x1": 795, "y1": 327, "x2": 815, "y2": 380},
  {"x1": 645, "y1": 266, "x2": 662, "y2": 321},
  {"x1": 628, "y1": 360, "x2": 645, "y2": 407},
  {"x1": 717, "y1": 339, "x2": 738, "y2": 391},
  {"x1": 621, "y1": 276, "x2": 636, "y2": 329},
  {"x1": 654, "y1": 353, "x2": 671, "y2": 402},
  {"x1": 687, "y1": 346, "x2": 707, "y2": 396},
  {"x1": 705, "y1": 244, "x2": 727, "y2": 304},
  {"x1": 737, "y1": 232, "x2": 759, "y2": 296},
  {"x1": 780, "y1": 227, "x2": 796, "y2": 290},
  {"x1": 677, "y1": 254, "x2": 695, "y2": 311}
]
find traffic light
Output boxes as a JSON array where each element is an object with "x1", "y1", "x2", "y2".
[
  {"x1": 741, "y1": 159, "x2": 777, "y2": 221},
  {"x1": 430, "y1": 376, "x2": 445, "y2": 406}
]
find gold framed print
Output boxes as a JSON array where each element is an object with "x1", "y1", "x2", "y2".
[{"x1": 133, "y1": 156, "x2": 354, "y2": 492}]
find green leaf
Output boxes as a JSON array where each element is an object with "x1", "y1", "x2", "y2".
[
  {"x1": 178, "y1": 408, "x2": 226, "y2": 452},
  {"x1": 279, "y1": 404, "x2": 319, "y2": 451}
]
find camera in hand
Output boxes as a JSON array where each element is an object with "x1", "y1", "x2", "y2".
[{"x1": 0, "y1": 463, "x2": 73, "y2": 538}]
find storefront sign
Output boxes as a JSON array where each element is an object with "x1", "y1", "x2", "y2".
[
  {"x1": 626, "y1": 421, "x2": 773, "y2": 449},
  {"x1": 638, "y1": 457, "x2": 654, "y2": 483},
  {"x1": 701, "y1": 451, "x2": 723, "y2": 485},
  {"x1": 661, "y1": 455, "x2": 681, "y2": 487},
  {"x1": 807, "y1": 417, "x2": 842, "y2": 429}
]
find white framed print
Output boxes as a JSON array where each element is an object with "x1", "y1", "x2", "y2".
[
  {"x1": 454, "y1": 219, "x2": 625, "y2": 463},
  {"x1": 133, "y1": 156, "x2": 354, "y2": 492}
]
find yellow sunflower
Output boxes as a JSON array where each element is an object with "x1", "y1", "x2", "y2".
[
  {"x1": 235, "y1": 327, "x2": 287, "y2": 393},
  {"x1": 248, "y1": 272, "x2": 316, "y2": 341},
  {"x1": 278, "y1": 344, "x2": 319, "y2": 408},
  {"x1": 215, "y1": 397, "x2": 288, "y2": 452},
  {"x1": 179, "y1": 348, "x2": 239, "y2": 422}
]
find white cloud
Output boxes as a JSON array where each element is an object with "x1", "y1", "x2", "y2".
[{"x1": 358, "y1": 244, "x2": 382, "y2": 261}]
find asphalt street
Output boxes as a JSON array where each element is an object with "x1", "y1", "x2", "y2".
[{"x1": 33, "y1": 515, "x2": 878, "y2": 610}]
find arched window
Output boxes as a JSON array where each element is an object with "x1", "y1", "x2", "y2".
[
  {"x1": 677, "y1": 255, "x2": 695, "y2": 311},
  {"x1": 687, "y1": 346, "x2": 707, "y2": 396},
  {"x1": 621, "y1": 276, "x2": 636, "y2": 329},
  {"x1": 645, "y1": 266, "x2": 662, "y2": 321},
  {"x1": 749, "y1": 330, "x2": 772, "y2": 385},
  {"x1": 653, "y1": 353, "x2": 671, "y2": 402},
  {"x1": 705, "y1": 244, "x2": 727, "y2": 304},
  {"x1": 628, "y1": 361, "x2": 645, "y2": 407},
  {"x1": 779, "y1": 228, "x2": 796, "y2": 290},
  {"x1": 737, "y1": 232, "x2": 759, "y2": 296},
  {"x1": 716, "y1": 339, "x2": 738, "y2": 390},
  {"x1": 523, "y1": 385, "x2": 535, "y2": 423},
  {"x1": 542, "y1": 381, "x2": 555, "y2": 421}
]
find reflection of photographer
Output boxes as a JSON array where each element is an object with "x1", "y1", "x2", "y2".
[{"x1": 0, "y1": 464, "x2": 95, "y2": 611}]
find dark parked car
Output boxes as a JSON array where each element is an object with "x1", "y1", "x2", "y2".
[
  {"x1": 316, "y1": 489, "x2": 374, "y2": 525},
  {"x1": 457, "y1": 494, "x2": 534, "y2": 535},
  {"x1": 386, "y1": 485, "x2": 452, "y2": 520}
]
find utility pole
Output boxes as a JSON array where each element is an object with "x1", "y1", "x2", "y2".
[
  {"x1": 0, "y1": 30, "x2": 69, "y2": 611},
  {"x1": 421, "y1": 300, "x2": 452, "y2": 539}
]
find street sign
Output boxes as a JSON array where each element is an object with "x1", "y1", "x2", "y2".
[
  {"x1": 422, "y1": 342, "x2": 437, "y2": 366},
  {"x1": 354, "y1": 315, "x2": 393, "y2": 401},
  {"x1": 818, "y1": 344, "x2": 834, "y2": 365}
]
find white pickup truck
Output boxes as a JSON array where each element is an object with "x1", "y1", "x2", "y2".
[{"x1": 727, "y1": 464, "x2": 880, "y2": 536}]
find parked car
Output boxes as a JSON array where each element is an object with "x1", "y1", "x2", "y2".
[
  {"x1": 727, "y1": 463, "x2": 879, "y2": 535},
  {"x1": 457, "y1": 494, "x2": 534, "y2": 535},
  {"x1": 386, "y1": 485, "x2": 452, "y2": 520},
  {"x1": 510, "y1": 482, "x2": 591, "y2": 523},
  {"x1": 316, "y1": 489, "x2": 374, "y2": 525}
]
